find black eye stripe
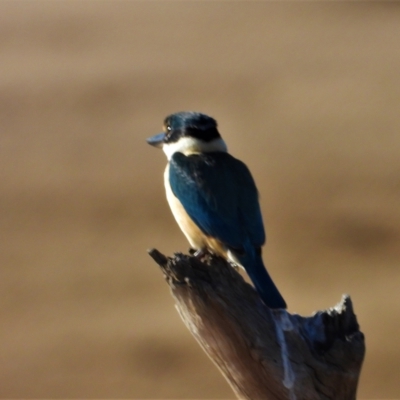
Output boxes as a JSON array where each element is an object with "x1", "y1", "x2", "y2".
[{"x1": 163, "y1": 112, "x2": 220, "y2": 143}]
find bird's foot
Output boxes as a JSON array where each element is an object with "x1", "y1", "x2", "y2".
[
  {"x1": 189, "y1": 248, "x2": 212, "y2": 263},
  {"x1": 229, "y1": 261, "x2": 245, "y2": 271},
  {"x1": 230, "y1": 262, "x2": 241, "y2": 271}
]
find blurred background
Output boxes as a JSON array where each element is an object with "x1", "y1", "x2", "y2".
[{"x1": 1, "y1": 1, "x2": 399, "y2": 398}]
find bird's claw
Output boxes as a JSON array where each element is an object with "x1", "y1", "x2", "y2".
[{"x1": 189, "y1": 248, "x2": 212, "y2": 263}]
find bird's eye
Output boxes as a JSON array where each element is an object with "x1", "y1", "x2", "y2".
[{"x1": 166, "y1": 125, "x2": 172, "y2": 132}]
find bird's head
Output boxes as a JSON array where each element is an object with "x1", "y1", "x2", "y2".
[{"x1": 147, "y1": 111, "x2": 227, "y2": 159}]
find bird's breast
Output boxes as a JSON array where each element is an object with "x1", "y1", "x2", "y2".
[
  {"x1": 163, "y1": 163, "x2": 226, "y2": 257},
  {"x1": 164, "y1": 164, "x2": 205, "y2": 249}
]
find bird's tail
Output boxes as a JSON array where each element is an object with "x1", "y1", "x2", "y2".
[{"x1": 237, "y1": 252, "x2": 287, "y2": 309}]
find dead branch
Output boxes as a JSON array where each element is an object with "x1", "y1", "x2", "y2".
[{"x1": 148, "y1": 249, "x2": 365, "y2": 400}]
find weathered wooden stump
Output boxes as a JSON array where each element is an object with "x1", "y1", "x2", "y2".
[{"x1": 149, "y1": 249, "x2": 365, "y2": 400}]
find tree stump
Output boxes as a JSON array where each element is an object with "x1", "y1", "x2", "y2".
[{"x1": 148, "y1": 249, "x2": 365, "y2": 400}]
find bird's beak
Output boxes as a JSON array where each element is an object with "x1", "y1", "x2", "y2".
[{"x1": 146, "y1": 133, "x2": 165, "y2": 149}]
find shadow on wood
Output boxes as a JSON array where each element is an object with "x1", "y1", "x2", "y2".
[{"x1": 148, "y1": 249, "x2": 365, "y2": 400}]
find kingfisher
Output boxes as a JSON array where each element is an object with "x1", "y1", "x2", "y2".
[{"x1": 147, "y1": 111, "x2": 286, "y2": 309}]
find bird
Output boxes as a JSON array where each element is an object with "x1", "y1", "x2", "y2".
[{"x1": 147, "y1": 111, "x2": 286, "y2": 309}]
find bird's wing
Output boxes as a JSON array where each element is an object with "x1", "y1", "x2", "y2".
[{"x1": 169, "y1": 152, "x2": 265, "y2": 249}]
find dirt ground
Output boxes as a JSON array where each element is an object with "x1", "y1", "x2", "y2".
[{"x1": 1, "y1": 2, "x2": 399, "y2": 398}]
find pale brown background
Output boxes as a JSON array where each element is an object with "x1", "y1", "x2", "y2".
[{"x1": 1, "y1": 1, "x2": 399, "y2": 398}]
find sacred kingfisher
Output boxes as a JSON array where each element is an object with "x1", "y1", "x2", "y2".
[{"x1": 147, "y1": 111, "x2": 286, "y2": 309}]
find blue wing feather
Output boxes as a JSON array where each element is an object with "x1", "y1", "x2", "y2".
[{"x1": 169, "y1": 152, "x2": 265, "y2": 249}]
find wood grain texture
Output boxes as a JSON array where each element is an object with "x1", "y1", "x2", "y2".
[{"x1": 149, "y1": 249, "x2": 365, "y2": 400}]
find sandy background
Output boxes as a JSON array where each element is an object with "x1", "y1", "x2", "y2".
[{"x1": 1, "y1": 1, "x2": 399, "y2": 398}]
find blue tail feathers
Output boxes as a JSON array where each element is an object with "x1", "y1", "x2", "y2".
[{"x1": 238, "y1": 253, "x2": 287, "y2": 309}]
